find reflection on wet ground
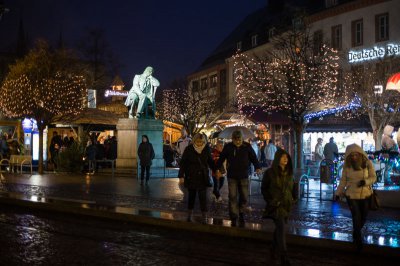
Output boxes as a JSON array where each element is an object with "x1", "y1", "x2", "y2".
[
  {"x1": 0, "y1": 206, "x2": 397, "y2": 266},
  {"x1": 0, "y1": 173, "x2": 399, "y2": 250}
]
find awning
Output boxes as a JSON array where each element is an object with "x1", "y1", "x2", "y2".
[{"x1": 305, "y1": 115, "x2": 372, "y2": 133}]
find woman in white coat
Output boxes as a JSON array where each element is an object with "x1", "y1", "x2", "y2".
[{"x1": 335, "y1": 144, "x2": 376, "y2": 252}]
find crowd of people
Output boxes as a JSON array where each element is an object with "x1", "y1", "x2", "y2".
[
  {"x1": 158, "y1": 128, "x2": 378, "y2": 265},
  {"x1": 48, "y1": 131, "x2": 118, "y2": 172}
]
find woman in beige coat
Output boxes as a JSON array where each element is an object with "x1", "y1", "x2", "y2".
[{"x1": 335, "y1": 144, "x2": 376, "y2": 252}]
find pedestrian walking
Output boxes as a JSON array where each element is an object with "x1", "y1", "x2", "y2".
[
  {"x1": 264, "y1": 139, "x2": 277, "y2": 168},
  {"x1": 261, "y1": 149, "x2": 294, "y2": 266},
  {"x1": 137, "y1": 135, "x2": 155, "y2": 185},
  {"x1": 211, "y1": 140, "x2": 226, "y2": 202},
  {"x1": 216, "y1": 130, "x2": 261, "y2": 227},
  {"x1": 178, "y1": 133, "x2": 215, "y2": 223},
  {"x1": 335, "y1": 143, "x2": 376, "y2": 252},
  {"x1": 323, "y1": 137, "x2": 338, "y2": 161}
]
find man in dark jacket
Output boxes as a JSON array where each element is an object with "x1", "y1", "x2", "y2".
[
  {"x1": 216, "y1": 130, "x2": 261, "y2": 226},
  {"x1": 138, "y1": 135, "x2": 155, "y2": 185}
]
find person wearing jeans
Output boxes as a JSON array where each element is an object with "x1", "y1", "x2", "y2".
[
  {"x1": 216, "y1": 130, "x2": 261, "y2": 227},
  {"x1": 211, "y1": 140, "x2": 225, "y2": 202}
]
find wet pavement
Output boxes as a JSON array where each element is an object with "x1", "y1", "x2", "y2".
[
  {"x1": 0, "y1": 205, "x2": 397, "y2": 266},
  {"x1": 0, "y1": 171, "x2": 399, "y2": 252}
]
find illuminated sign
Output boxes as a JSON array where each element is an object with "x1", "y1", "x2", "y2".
[
  {"x1": 104, "y1": 90, "x2": 128, "y2": 97},
  {"x1": 348, "y1": 43, "x2": 400, "y2": 63},
  {"x1": 22, "y1": 118, "x2": 38, "y2": 133}
]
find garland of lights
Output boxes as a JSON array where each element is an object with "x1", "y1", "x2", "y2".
[
  {"x1": 304, "y1": 96, "x2": 362, "y2": 122},
  {"x1": 233, "y1": 39, "x2": 342, "y2": 123},
  {"x1": 0, "y1": 44, "x2": 87, "y2": 125}
]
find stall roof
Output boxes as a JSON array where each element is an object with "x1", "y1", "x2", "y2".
[{"x1": 305, "y1": 115, "x2": 372, "y2": 133}]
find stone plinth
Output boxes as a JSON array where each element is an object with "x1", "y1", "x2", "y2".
[{"x1": 116, "y1": 118, "x2": 164, "y2": 177}]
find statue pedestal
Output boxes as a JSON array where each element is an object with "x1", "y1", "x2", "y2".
[{"x1": 116, "y1": 118, "x2": 165, "y2": 177}]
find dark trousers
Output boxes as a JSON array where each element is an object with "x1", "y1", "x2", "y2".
[
  {"x1": 212, "y1": 176, "x2": 225, "y2": 199},
  {"x1": 140, "y1": 165, "x2": 150, "y2": 181},
  {"x1": 188, "y1": 189, "x2": 207, "y2": 212},
  {"x1": 346, "y1": 197, "x2": 369, "y2": 245},
  {"x1": 272, "y1": 217, "x2": 287, "y2": 255}
]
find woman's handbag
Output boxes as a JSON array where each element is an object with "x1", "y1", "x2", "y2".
[{"x1": 369, "y1": 189, "x2": 380, "y2": 211}]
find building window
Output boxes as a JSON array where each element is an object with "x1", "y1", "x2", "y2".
[
  {"x1": 210, "y1": 74, "x2": 218, "y2": 88},
  {"x1": 251, "y1": 35, "x2": 258, "y2": 47},
  {"x1": 375, "y1": 13, "x2": 389, "y2": 42},
  {"x1": 236, "y1": 41, "x2": 242, "y2": 51},
  {"x1": 351, "y1": 19, "x2": 363, "y2": 47},
  {"x1": 192, "y1": 80, "x2": 199, "y2": 92},
  {"x1": 325, "y1": 0, "x2": 338, "y2": 8},
  {"x1": 331, "y1": 24, "x2": 342, "y2": 50},
  {"x1": 313, "y1": 30, "x2": 323, "y2": 55},
  {"x1": 200, "y1": 78, "x2": 208, "y2": 90},
  {"x1": 268, "y1": 28, "x2": 275, "y2": 40}
]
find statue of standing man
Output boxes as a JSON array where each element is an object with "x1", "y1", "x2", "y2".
[{"x1": 124, "y1": 66, "x2": 160, "y2": 119}]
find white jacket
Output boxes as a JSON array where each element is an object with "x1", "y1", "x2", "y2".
[{"x1": 336, "y1": 144, "x2": 376, "y2": 199}]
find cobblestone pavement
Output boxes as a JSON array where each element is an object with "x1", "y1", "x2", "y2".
[{"x1": 0, "y1": 173, "x2": 399, "y2": 248}]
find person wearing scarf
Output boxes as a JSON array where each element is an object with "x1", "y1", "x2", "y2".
[{"x1": 178, "y1": 133, "x2": 215, "y2": 223}]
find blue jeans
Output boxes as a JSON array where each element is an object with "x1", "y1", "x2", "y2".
[
  {"x1": 212, "y1": 176, "x2": 225, "y2": 199},
  {"x1": 227, "y1": 178, "x2": 249, "y2": 220}
]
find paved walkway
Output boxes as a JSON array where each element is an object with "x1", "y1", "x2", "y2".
[{"x1": 0, "y1": 171, "x2": 399, "y2": 254}]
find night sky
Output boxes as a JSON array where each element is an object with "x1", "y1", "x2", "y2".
[{"x1": 0, "y1": 0, "x2": 266, "y2": 88}]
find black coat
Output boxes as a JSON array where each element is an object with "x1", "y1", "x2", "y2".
[
  {"x1": 138, "y1": 142, "x2": 155, "y2": 166},
  {"x1": 178, "y1": 144, "x2": 214, "y2": 190},
  {"x1": 216, "y1": 142, "x2": 260, "y2": 179}
]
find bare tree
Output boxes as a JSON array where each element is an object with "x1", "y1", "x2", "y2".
[
  {"x1": 0, "y1": 40, "x2": 87, "y2": 173},
  {"x1": 76, "y1": 28, "x2": 120, "y2": 104},
  {"x1": 158, "y1": 78, "x2": 218, "y2": 136},
  {"x1": 235, "y1": 27, "x2": 341, "y2": 168},
  {"x1": 343, "y1": 57, "x2": 400, "y2": 149}
]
